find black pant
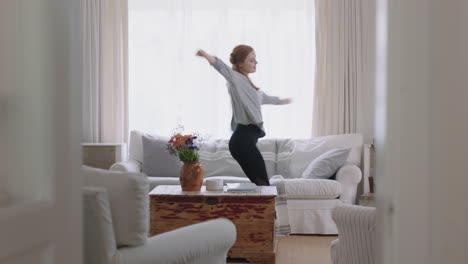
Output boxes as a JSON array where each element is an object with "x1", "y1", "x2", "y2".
[{"x1": 228, "y1": 124, "x2": 270, "y2": 186}]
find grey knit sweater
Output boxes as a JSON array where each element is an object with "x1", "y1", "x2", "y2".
[{"x1": 211, "y1": 57, "x2": 281, "y2": 137}]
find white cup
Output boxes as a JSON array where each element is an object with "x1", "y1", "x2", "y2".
[{"x1": 206, "y1": 179, "x2": 224, "y2": 191}]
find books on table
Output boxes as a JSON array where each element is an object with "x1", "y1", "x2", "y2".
[{"x1": 226, "y1": 183, "x2": 259, "y2": 192}]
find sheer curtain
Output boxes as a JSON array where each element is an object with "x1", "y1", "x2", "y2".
[
  {"x1": 83, "y1": 0, "x2": 128, "y2": 143},
  {"x1": 129, "y1": 0, "x2": 315, "y2": 139},
  {"x1": 312, "y1": 0, "x2": 376, "y2": 142}
]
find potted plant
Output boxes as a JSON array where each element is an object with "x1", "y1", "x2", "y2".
[{"x1": 166, "y1": 133, "x2": 204, "y2": 191}]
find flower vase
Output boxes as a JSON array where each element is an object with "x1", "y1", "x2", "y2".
[{"x1": 179, "y1": 162, "x2": 204, "y2": 191}]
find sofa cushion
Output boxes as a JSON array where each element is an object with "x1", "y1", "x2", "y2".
[
  {"x1": 277, "y1": 134, "x2": 363, "y2": 178},
  {"x1": 82, "y1": 166, "x2": 149, "y2": 247},
  {"x1": 142, "y1": 134, "x2": 182, "y2": 177},
  {"x1": 199, "y1": 138, "x2": 276, "y2": 178},
  {"x1": 284, "y1": 178, "x2": 342, "y2": 199},
  {"x1": 302, "y1": 148, "x2": 351, "y2": 179}
]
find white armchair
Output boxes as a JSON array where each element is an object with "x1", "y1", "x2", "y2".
[
  {"x1": 83, "y1": 187, "x2": 237, "y2": 264},
  {"x1": 110, "y1": 159, "x2": 142, "y2": 173},
  {"x1": 330, "y1": 205, "x2": 376, "y2": 264}
]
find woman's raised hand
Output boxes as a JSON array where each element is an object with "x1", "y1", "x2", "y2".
[
  {"x1": 196, "y1": 49, "x2": 205, "y2": 57},
  {"x1": 279, "y1": 98, "x2": 293, "y2": 105},
  {"x1": 196, "y1": 49, "x2": 216, "y2": 65}
]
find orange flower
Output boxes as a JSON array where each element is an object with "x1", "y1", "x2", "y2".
[
  {"x1": 168, "y1": 133, "x2": 198, "y2": 149},
  {"x1": 173, "y1": 139, "x2": 182, "y2": 147}
]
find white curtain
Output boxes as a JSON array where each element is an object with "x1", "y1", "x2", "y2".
[
  {"x1": 312, "y1": 0, "x2": 376, "y2": 143},
  {"x1": 129, "y1": 0, "x2": 315, "y2": 139},
  {"x1": 83, "y1": 0, "x2": 128, "y2": 143}
]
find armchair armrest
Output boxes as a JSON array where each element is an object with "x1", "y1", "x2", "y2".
[
  {"x1": 110, "y1": 160, "x2": 142, "y2": 173},
  {"x1": 335, "y1": 164, "x2": 362, "y2": 204},
  {"x1": 119, "y1": 218, "x2": 236, "y2": 264},
  {"x1": 331, "y1": 205, "x2": 376, "y2": 264},
  {"x1": 332, "y1": 205, "x2": 375, "y2": 231}
]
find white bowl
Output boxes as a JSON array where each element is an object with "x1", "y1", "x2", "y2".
[{"x1": 205, "y1": 178, "x2": 224, "y2": 191}]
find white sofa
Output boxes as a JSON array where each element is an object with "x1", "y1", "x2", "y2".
[{"x1": 111, "y1": 130, "x2": 369, "y2": 234}]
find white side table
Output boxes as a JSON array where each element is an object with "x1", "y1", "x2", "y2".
[
  {"x1": 82, "y1": 143, "x2": 127, "y2": 169},
  {"x1": 358, "y1": 193, "x2": 376, "y2": 207}
]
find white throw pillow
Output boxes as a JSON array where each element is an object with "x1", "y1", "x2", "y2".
[
  {"x1": 301, "y1": 148, "x2": 351, "y2": 179},
  {"x1": 82, "y1": 166, "x2": 149, "y2": 247}
]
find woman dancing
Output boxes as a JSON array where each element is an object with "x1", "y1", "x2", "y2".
[{"x1": 196, "y1": 45, "x2": 292, "y2": 186}]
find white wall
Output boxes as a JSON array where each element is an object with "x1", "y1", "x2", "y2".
[
  {"x1": 357, "y1": 0, "x2": 377, "y2": 145},
  {"x1": 0, "y1": 1, "x2": 11, "y2": 207},
  {"x1": 0, "y1": 90, "x2": 7, "y2": 205},
  {"x1": 0, "y1": 0, "x2": 82, "y2": 263},
  {"x1": 376, "y1": 0, "x2": 468, "y2": 263},
  {"x1": 1, "y1": 0, "x2": 56, "y2": 202}
]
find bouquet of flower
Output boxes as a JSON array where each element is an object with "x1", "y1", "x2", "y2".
[{"x1": 166, "y1": 133, "x2": 201, "y2": 163}]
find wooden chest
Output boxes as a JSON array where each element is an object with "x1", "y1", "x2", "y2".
[{"x1": 149, "y1": 185, "x2": 278, "y2": 264}]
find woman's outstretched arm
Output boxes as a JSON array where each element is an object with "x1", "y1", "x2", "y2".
[
  {"x1": 196, "y1": 49, "x2": 236, "y2": 84},
  {"x1": 196, "y1": 49, "x2": 216, "y2": 65},
  {"x1": 278, "y1": 98, "x2": 293, "y2": 105},
  {"x1": 260, "y1": 90, "x2": 293, "y2": 105}
]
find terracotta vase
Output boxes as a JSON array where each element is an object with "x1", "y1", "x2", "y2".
[{"x1": 179, "y1": 161, "x2": 204, "y2": 191}]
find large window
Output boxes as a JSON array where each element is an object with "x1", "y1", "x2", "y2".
[{"x1": 129, "y1": 0, "x2": 315, "y2": 139}]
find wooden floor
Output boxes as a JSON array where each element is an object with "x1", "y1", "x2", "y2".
[{"x1": 228, "y1": 235, "x2": 337, "y2": 264}]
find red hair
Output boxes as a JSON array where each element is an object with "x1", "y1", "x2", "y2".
[{"x1": 230, "y1": 45, "x2": 259, "y2": 90}]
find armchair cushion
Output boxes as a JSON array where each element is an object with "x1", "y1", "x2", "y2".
[
  {"x1": 142, "y1": 134, "x2": 182, "y2": 177},
  {"x1": 83, "y1": 187, "x2": 122, "y2": 264},
  {"x1": 82, "y1": 166, "x2": 149, "y2": 247},
  {"x1": 302, "y1": 148, "x2": 351, "y2": 179},
  {"x1": 119, "y1": 218, "x2": 236, "y2": 264}
]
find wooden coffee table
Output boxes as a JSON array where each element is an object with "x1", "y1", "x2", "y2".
[{"x1": 149, "y1": 185, "x2": 278, "y2": 264}]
